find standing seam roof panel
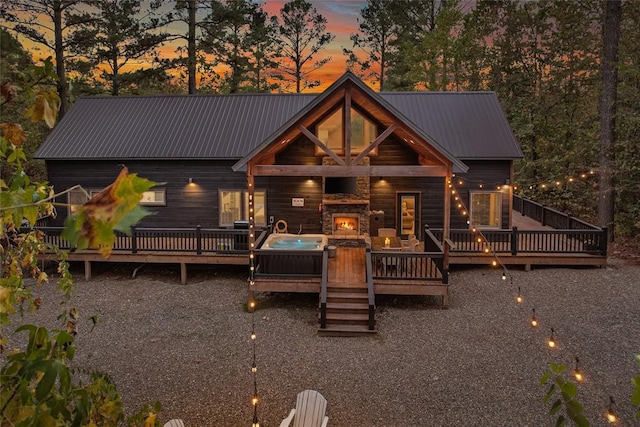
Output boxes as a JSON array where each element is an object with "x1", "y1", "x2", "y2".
[{"x1": 35, "y1": 93, "x2": 522, "y2": 160}]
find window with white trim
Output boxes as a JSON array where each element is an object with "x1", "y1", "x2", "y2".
[
  {"x1": 219, "y1": 189, "x2": 266, "y2": 227},
  {"x1": 67, "y1": 187, "x2": 90, "y2": 215},
  {"x1": 140, "y1": 189, "x2": 166, "y2": 206},
  {"x1": 470, "y1": 191, "x2": 501, "y2": 228}
]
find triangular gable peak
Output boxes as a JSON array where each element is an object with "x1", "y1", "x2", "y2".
[{"x1": 233, "y1": 72, "x2": 468, "y2": 178}]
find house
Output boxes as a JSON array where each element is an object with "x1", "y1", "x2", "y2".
[
  {"x1": 36, "y1": 72, "x2": 523, "y2": 236},
  {"x1": 37, "y1": 73, "x2": 610, "y2": 334}
]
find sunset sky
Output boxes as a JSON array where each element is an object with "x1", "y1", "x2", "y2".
[
  {"x1": 262, "y1": 0, "x2": 368, "y2": 86},
  {"x1": 18, "y1": 0, "x2": 369, "y2": 92}
]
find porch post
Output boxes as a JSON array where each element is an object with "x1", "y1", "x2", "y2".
[
  {"x1": 247, "y1": 167, "x2": 256, "y2": 310},
  {"x1": 443, "y1": 166, "x2": 452, "y2": 243}
]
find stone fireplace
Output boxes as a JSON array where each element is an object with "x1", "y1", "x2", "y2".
[{"x1": 321, "y1": 157, "x2": 371, "y2": 235}]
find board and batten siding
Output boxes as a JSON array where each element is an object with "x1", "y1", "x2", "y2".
[
  {"x1": 46, "y1": 159, "x2": 247, "y2": 228},
  {"x1": 451, "y1": 160, "x2": 513, "y2": 229},
  {"x1": 261, "y1": 136, "x2": 324, "y2": 233},
  {"x1": 369, "y1": 138, "x2": 447, "y2": 230}
]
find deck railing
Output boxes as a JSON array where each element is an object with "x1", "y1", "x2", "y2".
[
  {"x1": 34, "y1": 226, "x2": 257, "y2": 254},
  {"x1": 370, "y1": 251, "x2": 445, "y2": 282},
  {"x1": 365, "y1": 247, "x2": 376, "y2": 330},
  {"x1": 254, "y1": 249, "x2": 324, "y2": 277},
  {"x1": 319, "y1": 247, "x2": 330, "y2": 329},
  {"x1": 513, "y1": 195, "x2": 600, "y2": 231},
  {"x1": 432, "y1": 227, "x2": 607, "y2": 256}
]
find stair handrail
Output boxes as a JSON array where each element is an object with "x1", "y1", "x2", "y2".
[
  {"x1": 319, "y1": 246, "x2": 329, "y2": 329},
  {"x1": 365, "y1": 246, "x2": 375, "y2": 330}
]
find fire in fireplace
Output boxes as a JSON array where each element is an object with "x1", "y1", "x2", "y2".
[{"x1": 333, "y1": 215, "x2": 359, "y2": 233}]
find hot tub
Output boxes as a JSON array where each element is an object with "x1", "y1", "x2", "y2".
[{"x1": 261, "y1": 233, "x2": 328, "y2": 250}]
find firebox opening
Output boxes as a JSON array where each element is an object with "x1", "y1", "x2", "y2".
[{"x1": 333, "y1": 215, "x2": 359, "y2": 233}]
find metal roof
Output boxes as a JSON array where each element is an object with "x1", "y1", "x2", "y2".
[{"x1": 35, "y1": 86, "x2": 522, "y2": 161}]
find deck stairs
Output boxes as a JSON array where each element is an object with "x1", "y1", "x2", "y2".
[{"x1": 317, "y1": 246, "x2": 377, "y2": 337}]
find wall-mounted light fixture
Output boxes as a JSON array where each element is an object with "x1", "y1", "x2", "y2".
[{"x1": 188, "y1": 178, "x2": 193, "y2": 184}]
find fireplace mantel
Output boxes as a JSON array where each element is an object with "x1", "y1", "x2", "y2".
[{"x1": 322, "y1": 199, "x2": 370, "y2": 205}]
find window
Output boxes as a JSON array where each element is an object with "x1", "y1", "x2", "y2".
[
  {"x1": 220, "y1": 189, "x2": 266, "y2": 227},
  {"x1": 67, "y1": 187, "x2": 90, "y2": 215},
  {"x1": 470, "y1": 192, "x2": 501, "y2": 228},
  {"x1": 140, "y1": 189, "x2": 166, "y2": 206},
  {"x1": 68, "y1": 187, "x2": 166, "y2": 215},
  {"x1": 316, "y1": 106, "x2": 377, "y2": 155}
]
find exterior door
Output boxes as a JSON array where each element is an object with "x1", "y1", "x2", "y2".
[{"x1": 396, "y1": 192, "x2": 420, "y2": 238}]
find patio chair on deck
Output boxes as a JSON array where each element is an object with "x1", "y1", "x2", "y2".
[
  {"x1": 164, "y1": 420, "x2": 185, "y2": 427},
  {"x1": 280, "y1": 389, "x2": 329, "y2": 427}
]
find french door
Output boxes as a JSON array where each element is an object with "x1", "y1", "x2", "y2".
[{"x1": 396, "y1": 192, "x2": 420, "y2": 238}]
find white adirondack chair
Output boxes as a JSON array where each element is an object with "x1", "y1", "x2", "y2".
[
  {"x1": 279, "y1": 389, "x2": 329, "y2": 427},
  {"x1": 164, "y1": 420, "x2": 185, "y2": 427}
]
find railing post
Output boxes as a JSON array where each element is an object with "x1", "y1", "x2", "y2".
[
  {"x1": 566, "y1": 213, "x2": 572, "y2": 229},
  {"x1": 196, "y1": 225, "x2": 202, "y2": 254},
  {"x1": 511, "y1": 226, "x2": 518, "y2": 256},
  {"x1": 600, "y1": 227, "x2": 608, "y2": 256},
  {"x1": 541, "y1": 207, "x2": 547, "y2": 226},
  {"x1": 442, "y1": 268, "x2": 449, "y2": 285},
  {"x1": 131, "y1": 226, "x2": 137, "y2": 254}
]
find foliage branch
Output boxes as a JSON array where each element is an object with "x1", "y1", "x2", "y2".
[{"x1": 1, "y1": 58, "x2": 161, "y2": 426}]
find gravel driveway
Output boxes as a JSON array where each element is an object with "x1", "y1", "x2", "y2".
[{"x1": 8, "y1": 259, "x2": 640, "y2": 426}]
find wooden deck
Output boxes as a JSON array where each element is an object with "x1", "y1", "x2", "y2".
[
  {"x1": 328, "y1": 247, "x2": 366, "y2": 286},
  {"x1": 446, "y1": 211, "x2": 607, "y2": 270}
]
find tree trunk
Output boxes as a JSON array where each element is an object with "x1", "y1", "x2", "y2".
[
  {"x1": 598, "y1": 0, "x2": 622, "y2": 241},
  {"x1": 53, "y1": 4, "x2": 68, "y2": 118},
  {"x1": 188, "y1": 0, "x2": 196, "y2": 94}
]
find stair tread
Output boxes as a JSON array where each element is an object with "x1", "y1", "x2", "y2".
[
  {"x1": 325, "y1": 301, "x2": 370, "y2": 309},
  {"x1": 321, "y1": 312, "x2": 369, "y2": 320},
  {"x1": 317, "y1": 324, "x2": 377, "y2": 336},
  {"x1": 327, "y1": 291, "x2": 369, "y2": 299}
]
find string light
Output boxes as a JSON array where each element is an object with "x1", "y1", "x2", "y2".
[
  {"x1": 573, "y1": 357, "x2": 583, "y2": 382},
  {"x1": 547, "y1": 328, "x2": 556, "y2": 348},
  {"x1": 606, "y1": 396, "x2": 617, "y2": 423},
  {"x1": 450, "y1": 176, "x2": 619, "y2": 418},
  {"x1": 530, "y1": 308, "x2": 538, "y2": 327},
  {"x1": 247, "y1": 175, "x2": 259, "y2": 427},
  {"x1": 515, "y1": 287, "x2": 523, "y2": 303}
]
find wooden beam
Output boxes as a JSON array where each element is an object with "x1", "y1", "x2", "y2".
[
  {"x1": 298, "y1": 125, "x2": 345, "y2": 166},
  {"x1": 352, "y1": 123, "x2": 398, "y2": 165},
  {"x1": 444, "y1": 167, "x2": 452, "y2": 243},
  {"x1": 344, "y1": 88, "x2": 352, "y2": 165},
  {"x1": 252, "y1": 164, "x2": 448, "y2": 177}
]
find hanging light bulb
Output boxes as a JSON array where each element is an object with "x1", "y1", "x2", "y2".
[
  {"x1": 547, "y1": 328, "x2": 556, "y2": 348},
  {"x1": 491, "y1": 260, "x2": 498, "y2": 267},
  {"x1": 573, "y1": 357, "x2": 583, "y2": 382},
  {"x1": 249, "y1": 300, "x2": 256, "y2": 310},
  {"x1": 530, "y1": 308, "x2": 538, "y2": 327},
  {"x1": 515, "y1": 287, "x2": 523, "y2": 303},
  {"x1": 252, "y1": 394, "x2": 259, "y2": 406},
  {"x1": 502, "y1": 272, "x2": 507, "y2": 281},
  {"x1": 606, "y1": 396, "x2": 617, "y2": 423},
  {"x1": 477, "y1": 237, "x2": 482, "y2": 243},
  {"x1": 484, "y1": 247, "x2": 490, "y2": 253},
  {"x1": 251, "y1": 362, "x2": 258, "y2": 373}
]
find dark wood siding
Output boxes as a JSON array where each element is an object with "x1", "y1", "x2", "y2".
[
  {"x1": 46, "y1": 159, "x2": 246, "y2": 228},
  {"x1": 452, "y1": 160, "x2": 512, "y2": 229},
  {"x1": 264, "y1": 137, "x2": 324, "y2": 233},
  {"x1": 369, "y1": 138, "x2": 445, "y2": 230}
]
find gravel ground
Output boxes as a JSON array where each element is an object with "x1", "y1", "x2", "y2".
[{"x1": 5, "y1": 258, "x2": 640, "y2": 427}]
